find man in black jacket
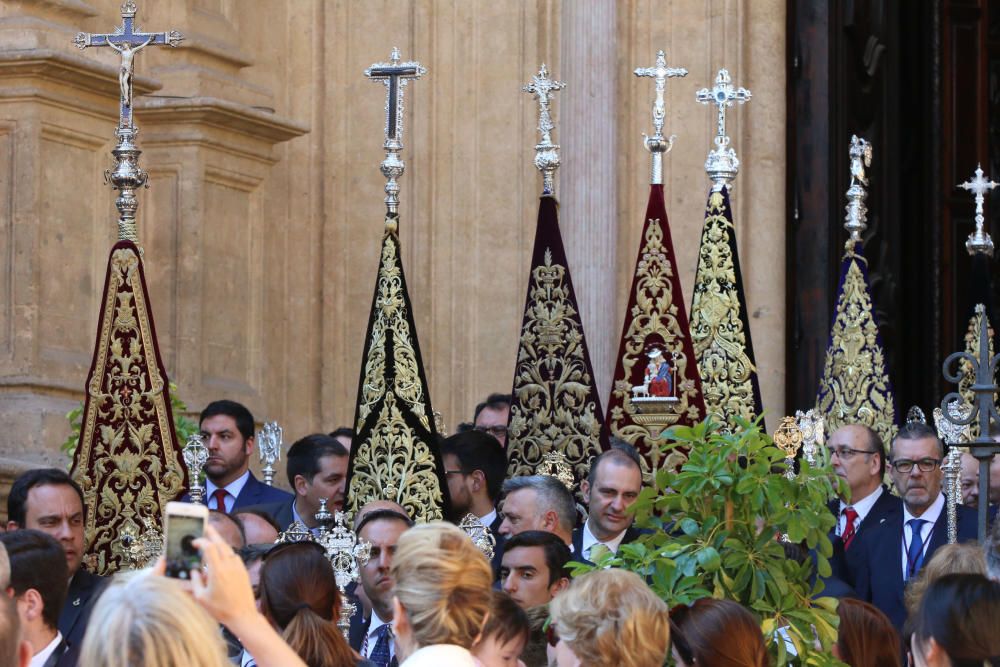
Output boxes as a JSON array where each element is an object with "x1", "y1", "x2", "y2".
[{"x1": 572, "y1": 442, "x2": 645, "y2": 564}]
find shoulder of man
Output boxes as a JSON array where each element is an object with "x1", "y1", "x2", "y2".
[{"x1": 236, "y1": 474, "x2": 293, "y2": 507}]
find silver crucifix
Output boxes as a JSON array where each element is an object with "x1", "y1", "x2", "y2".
[
  {"x1": 523, "y1": 64, "x2": 565, "y2": 196},
  {"x1": 695, "y1": 69, "x2": 751, "y2": 191},
  {"x1": 635, "y1": 51, "x2": 687, "y2": 185},
  {"x1": 365, "y1": 48, "x2": 426, "y2": 219},
  {"x1": 959, "y1": 165, "x2": 998, "y2": 257},
  {"x1": 73, "y1": 1, "x2": 182, "y2": 245}
]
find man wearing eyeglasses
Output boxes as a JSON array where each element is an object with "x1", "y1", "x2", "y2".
[
  {"x1": 850, "y1": 421, "x2": 977, "y2": 632},
  {"x1": 473, "y1": 393, "x2": 512, "y2": 447}
]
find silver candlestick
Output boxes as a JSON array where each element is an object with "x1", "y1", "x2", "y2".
[
  {"x1": 258, "y1": 421, "x2": 283, "y2": 486},
  {"x1": 523, "y1": 64, "x2": 565, "y2": 195},
  {"x1": 182, "y1": 433, "x2": 208, "y2": 504},
  {"x1": 695, "y1": 69, "x2": 750, "y2": 192},
  {"x1": 316, "y1": 510, "x2": 371, "y2": 639},
  {"x1": 635, "y1": 51, "x2": 687, "y2": 185}
]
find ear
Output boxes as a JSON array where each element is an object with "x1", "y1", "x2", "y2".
[
  {"x1": 5, "y1": 521, "x2": 18, "y2": 532},
  {"x1": 541, "y1": 510, "x2": 559, "y2": 531},
  {"x1": 580, "y1": 479, "x2": 590, "y2": 498},
  {"x1": 244, "y1": 435, "x2": 255, "y2": 456},
  {"x1": 21, "y1": 589, "x2": 44, "y2": 622},
  {"x1": 550, "y1": 577, "x2": 570, "y2": 596},
  {"x1": 471, "y1": 470, "x2": 486, "y2": 493},
  {"x1": 923, "y1": 636, "x2": 948, "y2": 667},
  {"x1": 293, "y1": 475, "x2": 310, "y2": 497}
]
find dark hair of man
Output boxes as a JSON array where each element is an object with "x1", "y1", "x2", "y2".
[
  {"x1": 7, "y1": 468, "x2": 86, "y2": 527},
  {"x1": 913, "y1": 573, "x2": 1000, "y2": 667},
  {"x1": 328, "y1": 426, "x2": 355, "y2": 441},
  {"x1": 587, "y1": 439, "x2": 643, "y2": 486},
  {"x1": 258, "y1": 541, "x2": 354, "y2": 667},
  {"x1": 238, "y1": 543, "x2": 272, "y2": 566},
  {"x1": 199, "y1": 400, "x2": 256, "y2": 441},
  {"x1": 481, "y1": 590, "x2": 530, "y2": 649},
  {"x1": 440, "y1": 431, "x2": 508, "y2": 502},
  {"x1": 455, "y1": 422, "x2": 475, "y2": 433},
  {"x1": 0, "y1": 530, "x2": 68, "y2": 630},
  {"x1": 0, "y1": 594, "x2": 20, "y2": 667},
  {"x1": 233, "y1": 508, "x2": 282, "y2": 535},
  {"x1": 355, "y1": 508, "x2": 414, "y2": 536},
  {"x1": 474, "y1": 393, "x2": 512, "y2": 422},
  {"x1": 501, "y1": 475, "x2": 577, "y2": 532},
  {"x1": 285, "y1": 434, "x2": 348, "y2": 488},
  {"x1": 891, "y1": 421, "x2": 945, "y2": 459},
  {"x1": 504, "y1": 530, "x2": 572, "y2": 584}
]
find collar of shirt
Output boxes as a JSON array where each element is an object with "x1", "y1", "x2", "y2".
[
  {"x1": 479, "y1": 508, "x2": 497, "y2": 529},
  {"x1": 581, "y1": 520, "x2": 627, "y2": 558},
  {"x1": 365, "y1": 611, "x2": 393, "y2": 658},
  {"x1": 28, "y1": 632, "x2": 62, "y2": 667},
  {"x1": 291, "y1": 501, "x2": 322, "y2": 536},
  {"x1": 900, "y1": 492, "x2": 945, "y2": 577},
  {"x1": 837, "y1": 485, "x2": 884, "y2": 535},
  {"x1": 205, "y1": 470, "x2": 251, "y2": 512}
]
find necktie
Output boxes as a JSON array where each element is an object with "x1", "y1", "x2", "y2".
[
  {"x1": 842, "y1": 506, "x2": 860, "y2": 549},
  {"x1": 905, "y1": 518, "x2": 927, "y2": 580},
  {"x1": 369, "y1": 624, "x2": 392, "y2": 667},
  {"x1": 212, "y1": 488, "x2": 229, "y2": 513}
]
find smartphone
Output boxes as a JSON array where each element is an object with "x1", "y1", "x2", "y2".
[{"x1": 163, "y1": 501, "x2": 208, "y2": 579}]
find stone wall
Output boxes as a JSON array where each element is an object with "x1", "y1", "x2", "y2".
[{"x1": 0, "y1": 0, "x2": 785, "y2": 481}]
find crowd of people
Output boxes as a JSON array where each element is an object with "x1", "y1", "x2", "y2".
[{"x1": 1, "y1": 395, "x2": 1000, "y2": 667}]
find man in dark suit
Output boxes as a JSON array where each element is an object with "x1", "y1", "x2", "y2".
[
  {"x1": 1, "y1": 530, "x2": 79, "y2": 666},
  {"x1": 348, "y1": 508, "x2": 413, "y2": 667},
  {"x1": 6, "y1": 469, "x2": 106, "y2": 652},
  {"x1": 851, "y1": 421, "x2": 978, "y2": 632},
  {"x1": 253, "y1": 434, "x2": 348, "y2": 533},
  {"x1": 191, "y1": 400, "x2": 292, "y2": 512},
  {"x1": 571, "y1": 441, "x2": 645, "y2": 565},
  {"x1": 440, "y1": 430, "x2": 506, "y2": 533},
  {"x1": 825, "y1": 424, "x2": 902, "y2": 582}
]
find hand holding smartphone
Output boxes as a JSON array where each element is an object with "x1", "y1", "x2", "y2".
[{"x1": 163, "y1": 501, "x2": 208, "y2": 579}]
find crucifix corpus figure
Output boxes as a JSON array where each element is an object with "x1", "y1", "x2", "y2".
[{"x1": 107, "y1": 36, "x2": 153, "y2": 109}]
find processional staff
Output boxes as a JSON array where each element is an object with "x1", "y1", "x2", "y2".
[
  {"x1": 695, "y1": 69, "x2": 751, "y2": 191},
  {"x1": 523, "y1": 64, "x2": 565, "y2": 195},
  {"x1": 634, "y1": 51, "x2": 687, "y2": 185},
  {"x1": 74, "y1": 1, "x2": 183, "y2": 245}
]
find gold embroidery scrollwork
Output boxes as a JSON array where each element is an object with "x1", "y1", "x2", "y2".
[
  {"x1": 816, "y1": 254, "x2": 896, "y2": 447},
  {"x1": 689, "y1": 191, "x2": 758, "y2": 428},
  {"x1": 73, "y1": 246, "x2": 185, "y2": 575},
  {"x1": 508, "y1": 249, "x2": 603, "y2": 493},
  {"x1": 608, "y1": 219, "x2": 700, "y2": 472}
]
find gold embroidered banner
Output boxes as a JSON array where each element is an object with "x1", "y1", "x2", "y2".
[
  {"x1": 689, "y1": 186, "x2": 763, "y2": 430},
  {"x1": 346, "y1": 217, "x2": 448, "y2": 522},
  {"x1": 506, "y1": 196, "x2": 607, "y2": 496},
  {"x1": 72, "y1": 242, "x2": 186, "y2": 575}
]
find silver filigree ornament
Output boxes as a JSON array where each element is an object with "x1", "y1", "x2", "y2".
[
  {"x1": 934, "y1": 402, "x2": 972, "y2": 544},
  {"x1": 182, "y1": 433, "x2": 208, "y2": 505},
  {"x1": 315, "y1": 509, "x2": 371, "y2": 640},
  {"x1": 959, "y1": 165, "x2": 998, "y2": 257},
  {"x1": 794, "y1": 408, "x2": 825, "y2": 469},
  {"x1": 365, "y1": 48, "x2": 426, "y2": 220},
  {"x1": 257, "y1": 421, "x2": 283, "y2": 486},
  {"x1": 843, "y1": 136, "x2": 873, "y2": 248},
  {"x1": 523, "y1": 64, "x2": 565, "y2": 196},
  {"x1": 458, "y1": 513, "x2": 497, "y2": 561},
  {"x1": 695, "y1": 69, "x2": 750, "y2": 192},
  {"x1": 634, "y1": 51, "x2": 687, "y2": 185}
]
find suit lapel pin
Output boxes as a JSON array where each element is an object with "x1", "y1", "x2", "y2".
[{"x1": 73, "y1": 597, "x2": 81, "y2": 606}]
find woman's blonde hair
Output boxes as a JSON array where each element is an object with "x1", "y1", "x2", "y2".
[
  {"x1": 904, "y1": 542, "x2": 987, "y2": 617},
  {"x1": 79, "y1": 571, "x2": 229, "y2": 667},
  {"x1": 391, "y1": 521, "x2": 493, "y2": 649},
  {"x1": 549, "y1": 569, "x2": 669, "y2": 667}
]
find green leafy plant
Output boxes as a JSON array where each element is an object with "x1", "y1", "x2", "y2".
[
  {"x1": 60, "y1": 382, "x2": 198, "y2": 465},
  {"x1": 574, "y1": 419, "x2": 846, "y2": 667}
]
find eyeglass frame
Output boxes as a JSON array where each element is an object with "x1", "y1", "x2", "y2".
[
  {"x1": 474, "y1": 424, "x2": 508, "y2": 438},
  {"x1": 890, "y1": 458, "x2": 942, "y2": 474},
  {"x1": 826, "y1": 445, "x2": 880, "y2": 460}
]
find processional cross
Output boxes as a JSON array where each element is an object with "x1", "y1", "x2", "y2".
[
  {"x1": 365, "y1": 48, "x2": 426, "y2": 218},
  {"x1": 634, "y1": 51, "x2": 687, "y2": 184},
  {"x1": 695, "y1": 69, "x2": 751, "y2": 191},
  {"x1": 959, "y1": 164, "x2": 998, "y2": 256},
  {"x1": 73, "y1": 1, "x2": 182, "y2": 243},
  {"x1": 523, "y1": 65, "x2": 565, "y2": 195}
]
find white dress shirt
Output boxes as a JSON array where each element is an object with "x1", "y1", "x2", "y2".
[
  {"x1": 901, "y1": 493, "x2": 944, "y2": 580},
  {"x1": 479, "y1": 508, "x2": 498, "y2": 529},
  {"x1": 205, "y1": 470, "x2": 250, "y2": 513},
  {"x1": 836, "y1": 485, "x2": 884, "y2": 536},
  {"x1": 363, "y1": 611, "x2": 394, "y2": 662},
  {"x1": 581, "y1": 520, "x2": 627, "y2": 559},
  {"x1": 29, "y1": 633, "x2": 62, "y2": 667}
]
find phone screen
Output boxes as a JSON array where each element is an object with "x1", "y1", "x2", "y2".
[{"x1": 164, "y1": 512, "x2": 205, "y2": 579}]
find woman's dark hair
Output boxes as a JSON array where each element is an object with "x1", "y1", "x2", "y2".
[
  {"x1": 912, "y1": 573, "x2": 1000, "y2": 667},
  {"x1": 479, "y1": 590, "x2": 529, "y2": 649},
  {"x1": 670, "y1": 598, "x2": 768, "y2": 667},
  {"x1": 836, "y1": 598, "x2": 901, "y2": 667},
  {"x1": 258, "y1": 542, "x2": 355, "y2": 667}
]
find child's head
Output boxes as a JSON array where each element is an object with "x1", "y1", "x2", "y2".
[{"x1": 472, "y1": 591, "x2": 530, "y2": 667}]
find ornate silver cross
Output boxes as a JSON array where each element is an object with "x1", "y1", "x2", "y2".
[
  {"x1": 634, "y1": 51, "x2": 686, "y2": 185},
  {"x1": 523, "y1": 64, "x2": 565, "y2": 195},
  {"x1": 182, "y1": 433, "x2": 208, "y2": 505},
  {"x1": 695, "y1": 69, "x2": 750, "y2": 191},
  {"x1": 365, "y1": 48, "x2": 426, "y2": 218},
  {"x1": 959, "y1": 164, "x2": 998, "y2": 256}
]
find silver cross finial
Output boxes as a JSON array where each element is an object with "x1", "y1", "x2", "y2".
[
  {"x1": 696, "y1": 69, "x2": 751, "y2": 191},
  {"x1": 365, "y1": 48, "x2": 427, "y2": 219},
  {"x1": 523, "y1": 64, "x2": 565, "y2": 196},
  {"x1": 959, "y1": 164, "x2": 998, "y2": 257},
  {"x1": 634, "y1": 51, "x2": 687, "y2": 184}
]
